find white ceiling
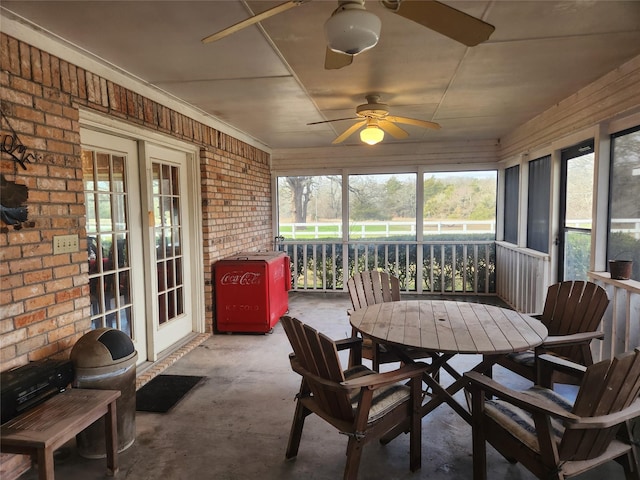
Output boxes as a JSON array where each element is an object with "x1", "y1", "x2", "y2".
[{"x1": 3, "y1": 1, "x2": 640, "y2": 152}]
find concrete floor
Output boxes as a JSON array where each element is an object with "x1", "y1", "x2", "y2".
[{"x1": 20, "y1": 292, "x2": 629, "y2": 479}]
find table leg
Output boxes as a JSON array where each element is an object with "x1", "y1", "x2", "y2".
[
  {"x1": 37, "y1": 448, "x2": 54, "y2": 480},
  {"x1": 421, "y1": 355, "x2": 500, "y2": 423},
  {"x1": 104, "y1": 400, "x2": 119, "y2": 476}
]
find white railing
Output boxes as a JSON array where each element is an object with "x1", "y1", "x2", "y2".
[
  {"x1": 277, "y1": 240, "x2": 495, "y2": 295},
  {"x1": 495, "y1": 242, "x2": 551, "y2": 314},
  {"x1": 588, "y1": 272, "x2": 640, "y2": 360}
]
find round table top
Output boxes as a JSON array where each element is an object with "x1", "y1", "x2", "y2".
[{"x1": 349, "y1": 300, "x2": 548, "y2": 355}]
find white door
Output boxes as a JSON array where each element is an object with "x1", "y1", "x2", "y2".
[
  {"x1": 81, "y1": 129, "x2": 147, "y2": 361},
  {"x1": 144, "y1": 144, "x2": 194, "y2": 355}
]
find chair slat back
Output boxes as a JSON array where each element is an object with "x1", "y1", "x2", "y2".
[
  {"x1": 559, "y1": 348, "x2": 640, "y2": 460},
  {"x1": 348, "y1": 270, "x2": 400, "y2": 311},
  {"x1": 541, "y1": 281, "x2": 609, "y2": 364},
  {"x1": 281, "y1": 316, "x2": 355, "y2": 422}
]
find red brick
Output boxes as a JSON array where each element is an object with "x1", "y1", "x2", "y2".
[
  {"x1": 31, "y1": 45, "x2": 42, "y2": 83},
  {"x1": 44, "y1": 277, "x2": 73, "y2": 293},
  {"x1": 13, "y1": 284, "x2": 45, "y2": 302},
  {"x1": 28, "y1": 341, "x2": 60, "y2": 361},
  {"x1": 40, "y1": 51, "x2": 52, "y2": 86},
  {"x1": 1, "y1": 86, "x2": 32, "y2": 106},
  {"x1": 50, "y1": 55, "x2": 61, "y2": 89},
  {"x1": 26, "y1": 318, "x2": 58, "y2": 337},
  {"x1": 23, "y1": 269, "x2": 53, "y2": 285},
  {"x1": 47, "y1": 323, "x2": 75, "y2": 343},
  {"x1": 6, "y1": 36, "x2": 20, "y2": 75},
  {"x1": 0, "y1": 245, "x2": 21, "y2": 262},
  {"x1": 47, "y1": 300, "x2": 74, "y2": 318},
  {"x1": 55, "y1": 286, "x2": 83, "y2": 302},
  {"x1": 24, "y1": 293, "x2": 55, "y2": 311},
  {"x1": 13, "y1": 309, "x2": 47, "y2": 329},
  {"x1": 9, "y1": 257, "x2": 43, "y2": 274},
  {"x1": 34, "y1": 96, "x2": 63, "y2": 115}
]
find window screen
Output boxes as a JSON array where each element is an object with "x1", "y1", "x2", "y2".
[
  {"x1": 503, "y1": 165, "x2": 519, "y2": 244},
  {"x1": 527, "y1": 156, "x2": 551, "y2": 253}
]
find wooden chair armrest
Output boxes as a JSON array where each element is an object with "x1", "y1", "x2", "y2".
[
  {"x1": 539, "y1": 331, "x2": 604, "y2": 348},
  {"x1": 565, "y1": 399, "x2": 640, "y2": 430},
  {"x1": 342, "y1": 362, "x2": 428, "y2": 390},
  {"x1": 465, "y1": 371, "x2": 579, "y2": 422},
  {"x1": 335, "y1": 336, "x2": 362, "y2": 352}
]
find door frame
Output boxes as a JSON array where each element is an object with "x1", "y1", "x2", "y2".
[{"x1": 79, "y1": 109, "x2": 205, "y2": 362}]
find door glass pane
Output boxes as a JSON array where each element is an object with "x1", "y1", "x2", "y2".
[
  {"x1": 153, "y1": 162, "x2": 185, "y2": 325},
  {"x1": 83, "y1": 147, "x2": 133, "y2": 337},
  {"x1": 565, "y1": 153, "x2": 594, "y2": 230},
  {"x1": 560, "y1": 140, "x2": 594, "y2": 281}
]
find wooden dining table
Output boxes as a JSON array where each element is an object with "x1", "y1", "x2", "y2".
[{"x1": 349, "y1": 299, "x2": 548, "y2": 424}]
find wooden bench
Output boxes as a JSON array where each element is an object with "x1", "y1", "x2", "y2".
[{"x1": 1, "y1": 388, "x2": 120, "y2": 480}]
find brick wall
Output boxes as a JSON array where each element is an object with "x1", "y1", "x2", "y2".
[{"x1": 1, "y1": 32, "x2": 272, "y2": 478}]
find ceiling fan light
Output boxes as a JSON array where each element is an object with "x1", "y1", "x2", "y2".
[
  {"x1": 360, "y1": 125, "x2": 384, "y2": 145},
  {"x1": 324, "y1": 6, "x2": 381, "y2": 55}
]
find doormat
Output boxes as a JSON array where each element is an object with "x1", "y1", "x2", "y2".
[{"x1": 136, "y1": 375, "x2": 204, "y2": 413}]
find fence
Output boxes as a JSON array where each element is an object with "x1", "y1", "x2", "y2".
[{"x1": 280, "y1": 220, "x2": 496, "y2": 239}]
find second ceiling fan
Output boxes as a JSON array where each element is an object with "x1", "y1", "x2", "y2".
[
  {"x1": 202, "y1": 0, "x2": 495, "y2": 69},
  {"x1": 308, "y1": 95, "x2": 441, "y2": 145}
]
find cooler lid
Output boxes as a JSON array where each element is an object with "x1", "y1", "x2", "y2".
[{"x1": 220, "y1": 251, "x2": 285, "y2": 262}]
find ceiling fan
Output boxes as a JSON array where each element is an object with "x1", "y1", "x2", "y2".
[
  {"x1": 307, "y1": 95, "x2": 441, "y2": 145},
  {"x1": 202, "y1": 0, "x2": 495, "y2": 70}
]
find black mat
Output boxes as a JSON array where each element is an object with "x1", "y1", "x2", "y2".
[{"x1": 136, "y1": 375, "x2": 204, "y2": 413}]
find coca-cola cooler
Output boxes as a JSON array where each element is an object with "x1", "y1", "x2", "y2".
[{"x1": 214, "y1": 251, "x2": 291, "y2": 333}]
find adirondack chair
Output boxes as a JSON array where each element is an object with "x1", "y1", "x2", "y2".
[
  {"x1": 281, "y1": 315, "x2": 427, "y2": 480},
  {"x1": 347, "y1": 270, "x2": 432, "y2": 371},
  {"x1": 495, "y1": 280, "x2": 609, "y2": 385},
  {"x1": 466, "y1": 348, "x2": 640, "y2": 480}
]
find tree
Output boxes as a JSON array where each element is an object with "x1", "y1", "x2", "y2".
[{"x1": 286, "y1": 176, "x2": 315, "y2": 223}]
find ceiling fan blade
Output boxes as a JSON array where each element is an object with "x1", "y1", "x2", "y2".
[
  {"x1": 202, "y1": 0, "x2": 304, "y2": 44},
  {"x1": 382, "y1": 0, "x2": 495, "y2": 47},
  {"x1": 324, "y1": 48, "x2": 353, "y2": 70},
  {"x1": 307, "y1": 116, "x2": 359, "y2": 125},
  {"x1": 388, "y1": 115, "x2": 441, "y2": 130},
  {"x1": 378, "y1": 120, "x2": 409, "y2": 139},
  {"x1": 332, "y1": 120, "x2": 367, "y2": 144}
]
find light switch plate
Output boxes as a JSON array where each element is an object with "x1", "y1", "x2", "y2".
[{"x1": 53, "y1": 234, "x2": 79, "y2": 254}]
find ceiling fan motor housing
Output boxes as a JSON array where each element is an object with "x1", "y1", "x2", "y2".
[
  {"x1": 324, "y1": 1, "x2": 381, "y2": 55},
  {"x1": 356, "y1": 95, "x2": 390, "y2": 118}
]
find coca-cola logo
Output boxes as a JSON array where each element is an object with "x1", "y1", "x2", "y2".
[{"x1": 220, "y1": 271, "x2": 262, "y2": 286}]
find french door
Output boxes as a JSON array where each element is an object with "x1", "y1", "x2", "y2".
[
  {"x1": 558, "y1": 139, "x2": 595, "y2": 281},
  {"x1": 82, "y1": 128, "x2": 199, "y2": 363},
  {"x1": 144, "y1": 144, "x2": 193, "y2": 354},
  {"x1": 82, "y1": 130, "x2": 147, "y2": 361}
]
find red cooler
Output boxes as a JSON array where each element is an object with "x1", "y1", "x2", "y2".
[{"x1": 214, "y1": 251, "x2": 291, "y2": 333}]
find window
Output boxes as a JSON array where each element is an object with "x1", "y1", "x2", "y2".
[
  {"x1": 424, "y1": 171, "x2": 497, "y2": 240},
  {"x1": 348, "y1": 173, "x2": 417, "y2": 240},
  {"x1": 609, "y1": 126, "x2": 640, "y2": 281},
  {"x1": 277, "y1": 175, "x2": 342, "y2": 240},
  {"x1": 527, "y1": 156, "x2": 551, "y2": 253},
  {"x1": 503, "y1": 165, "x2": 519, "y2": 244}
]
